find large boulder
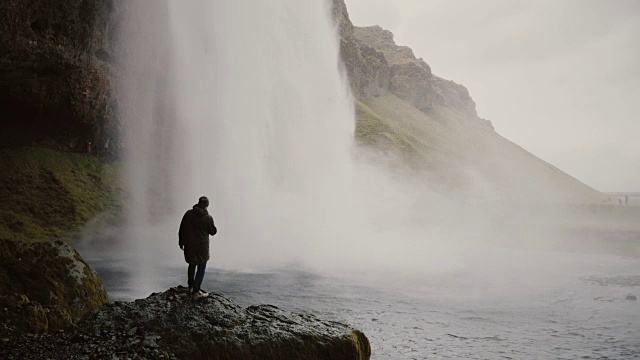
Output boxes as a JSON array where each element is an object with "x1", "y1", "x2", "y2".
[
  {"x1": 0, "y1": 286, "x2": 371, "y2": 360},
  {"x1": 0, "y1": 240, "x2": 109, "y2": 336}
]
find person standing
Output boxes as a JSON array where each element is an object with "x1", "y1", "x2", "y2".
[{"x1": 179, "y1": 196, "x2": 217, "y2": 300}]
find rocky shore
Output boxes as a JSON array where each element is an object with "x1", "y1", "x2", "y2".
[
  {"x1": 0, "y1": 286, "x2": 371, "y2": 360},
  {"x1": 0, "y1": 239, "x2": 370, "y2": 359}
]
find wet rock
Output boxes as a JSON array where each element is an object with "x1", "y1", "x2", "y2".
[
  {"x1": 626, "y1": 294, "x2": 637, "y2": 301},
  {"x1": 0, "y1": 0, "x2": 121, "y2": 151},
  {"x1": 0, "y1": 286, "x2": 371, "y2": 360},
  {"x1": 0, "y1": 240, "x2": 108, "y2": 336}
]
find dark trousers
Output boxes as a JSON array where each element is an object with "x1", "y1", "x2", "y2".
[{"x1": 187, "y1": 262, "x2": 207, "y2": 293}]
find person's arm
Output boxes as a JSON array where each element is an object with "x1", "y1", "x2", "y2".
[
  {"x1": 209, "y1": 216, "x2": 217, "y2": 236},
  {"x1": 178, "y1": 213, "x2": 187, "y2": 249}
]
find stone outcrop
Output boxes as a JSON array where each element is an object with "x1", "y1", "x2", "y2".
[
  {"x1": 0, "y1": 286, "x2": 371, "y2": 360},
  {"x1": 0, "y1": 0, "x2": 118, "y2": 152},
  {"x1": 331, "y1": 0, "x2": 390, "y2": 99},
  {"x1": 0, "y1": 240, "x2": 109, "y2": 337},
  {"x1": 332, "y1": 0, "x2": 492, "y2": 129},
  {"x1": 353, "y1": 26, "x2": 475, "y2": 116}
]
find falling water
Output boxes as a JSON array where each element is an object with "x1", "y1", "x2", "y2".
[{"x1": 117, "y1": 1, "x2": 356, "y2": 295}]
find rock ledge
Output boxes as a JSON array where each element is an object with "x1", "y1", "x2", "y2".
[{"x1": 1, "y1": 286, "x2": 371, "y2": 360}]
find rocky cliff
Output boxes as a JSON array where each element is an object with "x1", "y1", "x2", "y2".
[
  {"x1": 332, "y1": 0, "x2": 489, "y2": 127},
  {"x1": 0, "y1": 0, "x2": 117, "y2": 152}
]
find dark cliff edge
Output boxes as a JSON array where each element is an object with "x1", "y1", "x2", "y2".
[
  {"x1": 0, "y1": 286, "x2": 371, "y2": 360},
  {"x1": 0, "y1": 0, "x2": 118, "y2": 153}
]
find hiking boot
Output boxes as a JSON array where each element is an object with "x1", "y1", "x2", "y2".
[{"x1": 192, "y1": 291, "x2": 209, "y2": 300}]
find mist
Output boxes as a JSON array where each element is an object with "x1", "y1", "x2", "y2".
[{"x1": 72, "y1": 0, "x2": 639, "y2": 304}]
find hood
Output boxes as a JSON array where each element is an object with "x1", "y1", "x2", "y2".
[{"x1": 192, "y1": 205, "x2": 209, "y2": 216}]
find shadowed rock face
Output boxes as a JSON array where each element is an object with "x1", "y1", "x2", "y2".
[
  {"x1": 0, "y1": 0, "x2": 118, "y2": 152},
  {"x1": 0, "y1": 240, "x2": 109, "y2": 337},
  {"x1": 0, "y1": 286, "x2": 371, "y2": 360}
]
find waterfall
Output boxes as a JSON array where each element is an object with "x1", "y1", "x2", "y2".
[{"x1": 117, "y1": 1, "x2": 356, "y2": 295}]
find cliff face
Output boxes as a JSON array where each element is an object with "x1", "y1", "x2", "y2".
[
  {"x1": 0, "y1": 0, "x2": 118, "y2": 152},
  {"x1": 332, "y1": 0, "x2": 488, "y2": 127},
  {"x1": 331, "y1": 0, "x2": 390, "y2": 99}
]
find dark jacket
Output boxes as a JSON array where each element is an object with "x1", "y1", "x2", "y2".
[{"x1": 178, "y1": 205, "x2": 217, "y2": 264}]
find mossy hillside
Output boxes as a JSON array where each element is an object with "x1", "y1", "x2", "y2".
[
  {"x1": 360, "y1": 94, "x2": 474, "y2": 160},
  {"x1": 0, "y1": 147, "x2": 122, "y2": 242},
  {"x1": 355, "y1": 99, "x2": 423, "y2": 156},
  {"x1": 354, "y1": 99, "x2": 449, "y2": 170},
  {"x1": 356, "y1": 94, "x2": 610, "y2": 202},
  {"x1": 354, "y1": 95, "x2": 473, "y2": 190}
]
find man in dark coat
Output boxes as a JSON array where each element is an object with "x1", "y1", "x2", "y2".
[{"x1": 179, "y1": 196, "x2": 217, "y2": 300}]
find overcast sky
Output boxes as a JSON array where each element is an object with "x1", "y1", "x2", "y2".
[{"x1": 345, "y1": 0, "x2": 640, "y2": 192}]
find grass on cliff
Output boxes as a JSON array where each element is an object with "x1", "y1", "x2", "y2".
[
  {"x1": 0, "y1": 147, "x2": 122, "y2": 242},
  {"x1": 355, "y1": 99, "x2": 432, "y2": 162}
]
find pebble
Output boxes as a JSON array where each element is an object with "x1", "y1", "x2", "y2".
[{"x1": 625, "y1": 294, "x2": 637, "y2": 301}]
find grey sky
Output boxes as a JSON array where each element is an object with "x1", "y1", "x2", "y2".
[{"x1": 345, "y1": 0, "x2": 640, "y2": 192}]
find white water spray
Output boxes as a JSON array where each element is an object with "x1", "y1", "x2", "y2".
[{"x1": 117, "y1": 1, "x2": 359, "y2": 295}]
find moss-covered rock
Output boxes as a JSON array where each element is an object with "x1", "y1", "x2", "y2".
[
  {"x1": 0, "y1": 239, "x2": 109, "y2": 337},
  {"x1": 0, "y1": 287, "x2": 371, "y2": 360}
]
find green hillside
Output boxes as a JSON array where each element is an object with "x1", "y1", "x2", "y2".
[
  {"x1": 355, "y1": 94, "x2": 608, "y2": 203},
  {"x1": 0, "y1": 148, "x2": 122, "y2": 242}
]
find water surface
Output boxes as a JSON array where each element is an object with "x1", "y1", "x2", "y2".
[{"x1": 84, "y1": 248, "x2": 640, "y2": 359}]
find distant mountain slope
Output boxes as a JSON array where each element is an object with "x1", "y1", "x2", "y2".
[
  {"x1": 334, "y1": 0, "x2": 607, "y2": 203},
  {"x1": 359, "y1": 95, "x2": 606, "y2": 203}
]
